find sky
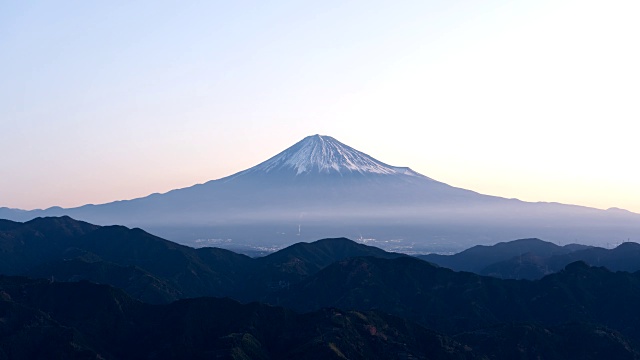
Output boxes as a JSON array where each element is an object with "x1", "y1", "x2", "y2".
[{"x1": 1, "y1": 0, "x2": 639, "y2": 213}]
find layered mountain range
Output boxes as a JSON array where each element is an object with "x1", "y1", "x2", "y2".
[
  {"x1": 420, "y1": 238, "x2": 640, "y2": 280},
  {"x1": 2, "y1": 135, "x2": 639, "y2": 252},
  {"x1": 2, "y1": 216, "x2": 640, "y2": 359}
]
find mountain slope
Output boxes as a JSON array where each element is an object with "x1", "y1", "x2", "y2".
[
  {"x1": 269, "y1": 256, "x2": 640, "y2": 345},
  {"x1": 480, "y1": 241, "x2": 640, "y2": 279},
  {"x1": 0, "y1": 216, "x2": 254, "y2": 301},
  {"x1": 417, "y1": 238, "x2": 592, "y2": 273},
  {"x1": 0, "y1": 276, "x2": 480, "y2": 360},
  {"x1": 0, "y1": 216, "x2": 407, "y2": 304},
  {"x1": 234, "y1": 134, "x2": 425, "y2": 177},
  {"x1": 417, "y1": 238, "x2": 640, "y2": 280},
  {"x1": 2, "y1": 134, "x2": 640, "y2": 252},
  {"x1": 3, "y1": 217, "x2": 640, "y2": 358},
  {"x1": 3, "y1": 274, "x2": 639, "y2": 360}
]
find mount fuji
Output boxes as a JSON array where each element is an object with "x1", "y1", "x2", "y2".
[
  {"x1": 235, "y1": 134, "x2": 422, "y2": 177},
  {"x1": 2, "y1": 135, "x2": 639, "y2": 253}
]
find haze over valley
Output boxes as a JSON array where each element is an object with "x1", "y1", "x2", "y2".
[{"x1": 3, "y1": 135, "x2": 639, "y2": 254}]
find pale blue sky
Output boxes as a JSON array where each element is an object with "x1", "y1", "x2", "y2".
[{"x1": 2, "y1": 0, "x2": 639, "y2": 212}]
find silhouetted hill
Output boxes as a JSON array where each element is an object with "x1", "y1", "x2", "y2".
[
  {"x1": 4, "y1": 217, "x2": 640, "y2": 358},
  {"x1": 547, "y1": 242, "x2": 640, "y2": 273},
  {"x1": 473, "y1": 241, "x2": 640, "y2": 279},
  {"x1": 28, "y1": 259, "x2": 179, "y2": 304},
  {"x1": 0, "y1": 219, "x2": 20, "y2": 231},
  {"x1": 0, "y1": 276, "x2": 478, "y2": 360},
  {"x1": 0, "y1": 217, "x2": 405, "y2": 303},
  {"x1": 238, "y1": 237, "x2": 406, "y2": 300},
  {"x1": 267, "y1": 256, "x2": 640, "y2": 346},
  {"x1": 0, "y1": 216, "x2": 99, "y2": 274},
  {"x1": 259, "y1": 237, "x2": 403, "y2": 271},
  {"x1": 0, "y1": 217, "x2": 255, "y2": 302},
  {"x1": 417, "y1": 238, "x2": 591, "y2": 273},
  {"x1": 3, "y1": 273, "x2": 639, "y2": 359},
  {"x1": 480, "y1": 252, "x2": 556, "y2": 279},
  {"x1": 68, "y1": 225, "x2": 256, "y2": 299},
  {"x1": 456, "y1": 322, "x2": 640, "y2": 360},
  {"x1": 276, "y1": 256, "x2": 521, "y2": 333}
]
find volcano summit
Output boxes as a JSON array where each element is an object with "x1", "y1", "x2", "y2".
[
  {"x1": 237, "y1": 134, "x2": 422, "y2": 177},
  {"x1": 2, "y1": 135, "x2": 639, "y2": 253}
]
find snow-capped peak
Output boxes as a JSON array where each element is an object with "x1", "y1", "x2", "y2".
[{"x1": 239, "y1": 134, "x2": 423, "y2": 177}]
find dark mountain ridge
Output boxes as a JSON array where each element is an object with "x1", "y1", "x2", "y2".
[
  {"x1": 3, "y1": 262, "x2": 640, "y2": 359},
  {"x1": 269, "y1": 255, "x2": 640, "y2": 346},
  {"x1": 480, "y1": 241, "x2": 640, "y2": 279},
  {"x1": 418, "y1": 237, "x2": 640, "y2": 280},
  {"x1": 3, "y1": 217, "x2": 640, "y2": 358},
  {"x1": 0, "y1": 216, "x2": 406, "y2": 303},
  {"x1": 4, "y1": 216, "x2": 640, "y2": 303},
  {"x1": 418, "y1": 238, "x2": 592, "y2": 273}
]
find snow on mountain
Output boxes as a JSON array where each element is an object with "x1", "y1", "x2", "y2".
[
  {"x1": 235, "y1": 134, "x2": 424, "y2": 177},
  {"x1": 2, "y1": 133, "x2": 640, "y2": 252}
]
